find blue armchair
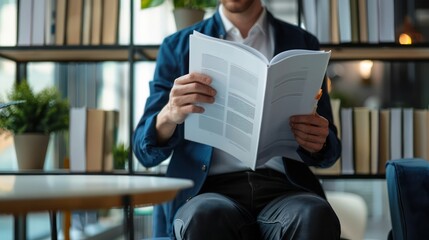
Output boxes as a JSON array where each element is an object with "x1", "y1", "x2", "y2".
[{"x1": 385, "y1": 158, "x2": 429, "y2": 240}]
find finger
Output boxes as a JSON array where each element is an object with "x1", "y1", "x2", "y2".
[
  {"x1": 295, "y1": 136, "x2": 325, "y2": 153},
  {"x1": 292, "y1": 128, "x2": 326, "y2": 145},
  {"x1": 290, "y1": 114, "x2": 328, "y2": 127},
  {"x1": 291, "y1": 121, "x2": 329, "y2": 138},
  {"x1": 180, "y1": 104, "x2": 205, "y2": 115},
  {"x1": 167, "y1": 104, "x2": 205, "y2": 124},
  {"x1": 174, "y1": 72, "x2": 212, "y2": 86},
  {"x1": 171, "y1": 82, "x2": 216, "y2": 98},
  {"x1": 170, "y1": 93, "x2": 215, "y2": 107}
]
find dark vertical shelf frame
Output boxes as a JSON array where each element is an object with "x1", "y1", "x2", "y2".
[
  {"x1": 15, "y1": 0, "x2": 26, "y2": 84},
  {"x1": 128, "y1": 0, "x2": 135, "y2": 174}
]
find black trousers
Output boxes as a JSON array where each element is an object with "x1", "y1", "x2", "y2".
[{"x1": 173, "y1": 169, "x2": 341, "y2": 240}]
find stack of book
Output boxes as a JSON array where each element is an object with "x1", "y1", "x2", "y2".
[
  {"x1": 313, "y1": 104, "x2": 429, "y2": 175},
  {"x1": 17, "y1": 0, "x2": 120, "y2": 46},
  {"x1": 69, "y1": 108, "x2": 119, "y2": 172},
  {"x1": 302, "y1": 0, "x2": 395, "y2": 44}
]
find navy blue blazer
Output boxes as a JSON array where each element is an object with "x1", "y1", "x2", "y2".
[{"x1": 133, "y1": 10, "x2": 341, "y2": 237}]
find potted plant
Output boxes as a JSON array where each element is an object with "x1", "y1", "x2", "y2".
[
  {"x1": 113, "y1": 143, "x2": 129, "y2": 170},
  {"x1": 141, "y1": 0, "x2": 218, "y2": 30},
  {"x1": 0, "y1": 81, "x2": 69, "y2": 170}
]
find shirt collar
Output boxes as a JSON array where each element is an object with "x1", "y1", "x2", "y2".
[{"x1": 219, "y1": 4, "x2": 268, "y2": 40}]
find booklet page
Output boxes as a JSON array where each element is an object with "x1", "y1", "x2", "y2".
[
  {"x1": 257, "y1": 52, "x2": 331, "y2": 162},
  {"x1": 185, "y1": 31, "x2": 268, "y2": 169}
]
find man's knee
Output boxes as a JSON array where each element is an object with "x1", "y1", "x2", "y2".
[
  {"x1": 174, "y1": 193, "x2": 257, "y2": 240},
  {"x1": 259, "y1": 193, "x2": 341, "y2": 240}
]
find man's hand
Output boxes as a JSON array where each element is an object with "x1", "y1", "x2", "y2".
[
  {"x1": 289, "y1": 113, "x2": 329, "y2": 154},
  {"x1": 156, "y1": 73, "x2": 216, "y2": 144}
]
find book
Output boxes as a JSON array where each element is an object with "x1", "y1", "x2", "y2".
[
  {"x1": 82, "y1": 0, "x2": 93, "y2": 45},
  {"x1": 31, "y1": 0, "x2": 45, "y2": 46},
  {"x1": 378, "y1": 0, "x2": 395, "y2": 42},
  {"x1": 353, "y1": 107, "x2": 370, "y2": 174},
  {"x1": 55, "y1": 0, "x2": 67, "y2": 45},
  {"x1": 402, "y1": 108, "x2": 413, "y2": 158},
  {"x1": 101, "y1": 0, "x2": 119, "y2": 45},
  {"x1": 69, "y1": 108, "x2": 87, "y2": 171},
  {"x1": 45, "y1": 0, "x2": 56, "y2": 45},
  {"x1": 390, "y1": 108, "x2": 402, "y2": 160},
  {"x1": 102, "y1": 110, "x2": 119, "y2": 171},
  {"x1": 378, "y1": 109, "x2": 390, "y2": 174},
  {"x1": 85, "y1": 109, "x2": 105, "y2": 171},
  {"x1": 413, "y1": 109, "x2": 427, "y2": 159},
  {"x1": 370, "y1": 109, "x2": 379, "y2": 174},
  {"x1": 184, "y1": 31, "x2": 330, "y2": 170},
  {"x1": 366, "y1": 0, "x2": 379, "y2": 43},
  {"x1": 17, "y1": 0, "x2": 32, "y2": 46},
  {"x1": 350, "y1": 0, "x2": 360, "y2": 43},
  {"x1": 91, "y1": 0, "x2": 102, "y2": 45},
  {"x1": 302, "y1": 0, "x2": 317, "y2": 37},
  {"x1": 330, "y1": 0, "x2": 340, "y2": 44},
  {"x1": 341, "y1": 108, "x2": 354, "y2": 174},
  {"x1": 66, "y1": 0, "x2": 83, "y2": 45},
  {"x1": 358, "y1": 0, "x2": 368, "y2": 42},
  {"x1": 337, "y1": 0, "x2": 352, "y2": 43},
  {"x1": 69, "y1": 108, "x2": 119, "y2": 172},
  {"x1": 316, "y1": 0, "x2": 331, "y2": 43}
]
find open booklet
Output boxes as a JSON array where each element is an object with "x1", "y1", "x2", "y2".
[{"x1": 184, "y1": 31, "x2": 331, "y2": 170}]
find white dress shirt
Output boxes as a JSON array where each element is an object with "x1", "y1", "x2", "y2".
[{"x1": 209, "y1": 5, "x2": 286, "y2": 176}]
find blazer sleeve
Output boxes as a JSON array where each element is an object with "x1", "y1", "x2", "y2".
[
  {"x1": 297, "y1": 33, "x2": 341, "y2": 168},
  {"x1": 132, "y1": 37, "x2": 184, "y2": 168}
]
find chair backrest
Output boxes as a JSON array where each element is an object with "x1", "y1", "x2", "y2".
[{"x1": 385, "y1": 158, "x2": 429, "y2": 240}]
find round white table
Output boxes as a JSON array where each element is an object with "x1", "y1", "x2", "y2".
[{"x1": 0, "y1": 174, "x2": 193, "y2": 240}]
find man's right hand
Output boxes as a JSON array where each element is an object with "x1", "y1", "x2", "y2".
[{"x1": 156, "y1": 72, "x2": 216, "y2": 145}]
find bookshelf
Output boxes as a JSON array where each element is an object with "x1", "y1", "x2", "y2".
[
  {"x1": 0, "y1": 1, "x2": 160, "y2": 239},
  {"x1": 3, "y1": 0, "x2": 429, "y2": 177},
  {"x1": 0, "y1": 0, "x2": 162, "y2": 174},
  {"x1": 301, "y1": 0, "x2": 429, "y2": 179}
]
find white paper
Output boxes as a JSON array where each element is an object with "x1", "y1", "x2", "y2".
[{"x1": 185, "y1": 31, "x2": 330, "y2": 170}]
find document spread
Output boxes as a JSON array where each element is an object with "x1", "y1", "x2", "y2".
[{"x1": 185, "y1": 31, "x2": 331, "y2": 170}]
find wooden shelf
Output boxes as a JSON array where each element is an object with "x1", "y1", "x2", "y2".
[
  {"x1": 4, "y1": 44, "x2": 428, "y2": 62},
  {"x1": 133, "y1": 45, "x2": 159, "y2": 61},
  {"x1": 321, "y1": 44, "x2": 429, "y2": 60},
  {"x1": 0, "y1": 45, "x2": 159, "y2": 62}
]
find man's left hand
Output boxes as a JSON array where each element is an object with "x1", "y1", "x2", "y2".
[{"x1": 289, "y1": 113, "x2": 329, "y2": 154}]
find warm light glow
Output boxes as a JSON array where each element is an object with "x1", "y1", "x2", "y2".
[
  {"x1": 359, "y1": 60, "x2": 374, "y2": 80},
  {"x1": 327, "y1": 77, "x2": 332, "y2": 93},
  {"x1": 399, "y1": 33, "x2": 413, "y2": 45},
  {"x1": 0, "y1": 176, "x2": 16, "y2": 192}
]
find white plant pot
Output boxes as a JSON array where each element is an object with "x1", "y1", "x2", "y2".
[
  {"x1": 14, "y1": 134, "x2": 50, "y2": 170},
  {"x1": 173, "y1": 8, "x2": 205, "y2": 31}
]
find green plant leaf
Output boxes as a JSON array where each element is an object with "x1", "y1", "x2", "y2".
[
  {"x1": 173, "y1": 0, "x2": 218, "y2": 9},
  {"x1": 113, "y1": 143, "x2": 129, "y2": 169},
  {"x1": 0, "y1": 81, "x2": 69, "y2": 135},
  {"x1": 141, "y1": 0, "x2": 165, "y2": 9},
  {"x1": 141, "y1": 0, "x2": 217, "y2": 9}
]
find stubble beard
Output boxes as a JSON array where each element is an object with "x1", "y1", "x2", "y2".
[{"x1": 221, "y1": 0, "x2": 257, "y2": 14}]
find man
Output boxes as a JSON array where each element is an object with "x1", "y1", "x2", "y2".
[{"x1": 133, "y1": 0, "x2": 341, "y2": 239}]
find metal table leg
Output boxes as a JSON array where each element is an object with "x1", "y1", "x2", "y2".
[
  {"x1": 50, "y1": 211, "x2": 58, "y2": 240},
  {"x1": 14, "y1": 214, "x2": 26, "y2": 240},
  {"x1": 123, "y1": 195, "x2": 134, "y2": 240}
]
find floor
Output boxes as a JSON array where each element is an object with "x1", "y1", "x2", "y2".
[
  {"x1": 0, "y1": 211, "x2": 124, "y2": 240},
  {"x1": 0, "y1": 211, "x2": 390, "y2": 240}
]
